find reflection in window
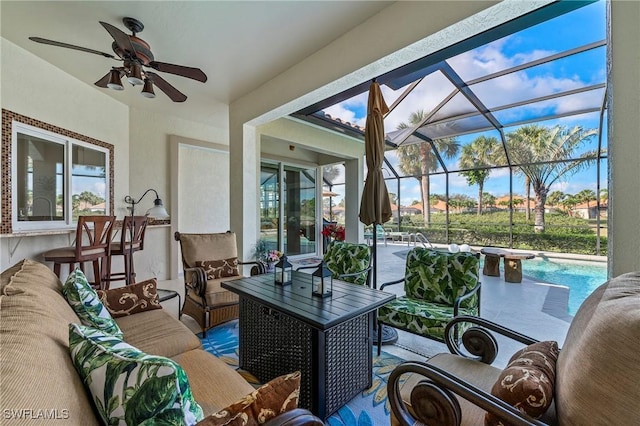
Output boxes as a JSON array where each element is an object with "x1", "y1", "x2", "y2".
[{"x1": 13, "y1": 122, "x2": 109, "y2": 230}]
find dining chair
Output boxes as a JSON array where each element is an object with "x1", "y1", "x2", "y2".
[
  {"x1": 43, "y1": 215, "x2": 116, "y2": 289},
  {"x1": 103, "y1": 215, "x2": 148, "y2": 288}
]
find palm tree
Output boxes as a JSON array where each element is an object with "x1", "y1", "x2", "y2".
[
  {"x1": 396, "y1": 110, "x2": 459, "y2": 226},
  {"x1": 459, "y1": 135, "x2": 500, "y2": 215},
  {"x1": 507, "y1": 126, "x2": 549, "y2": 221},
  {"x1": 576, "y1": 189, "x2": 597, "y2": 210},
  {"x1": 506, "y1": 125, "x2": 598, "y2": 232},
  {"x1": 547, "y1": 190, "x2": 566, "y2": 208}
]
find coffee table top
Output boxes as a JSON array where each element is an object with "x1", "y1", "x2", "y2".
[{"x1": 222, "y1": 271, "x2": 395, "y2": 330}]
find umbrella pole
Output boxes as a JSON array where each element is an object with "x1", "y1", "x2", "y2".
[{"x1": 372, "y1": 222, "x2": 378, "y2": 290}]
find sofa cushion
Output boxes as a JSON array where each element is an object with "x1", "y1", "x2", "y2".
[
  {"x1": 556, "y1": 273, "x2": 640, "y2": 424},
  {"x1": 1, "y1": 259, "x2": 100, "y2": 425},
  {"x1": 62, "y1": 268, "x2": 123, "y2": 338},
  {"x1": 69, "y1": 323, "x2": 204, "y2": 426},
  {"x1": 486, "y1": 341, "x2": 559, "y2": 426},
  {"x1": 198, "y1": 371, "x2": 300, "y2": 426},
  {"x1": 197, "y1": 258, "x2": 239, "y2": 280},
  {"x1": 97, "y1": 278, "x2": 162, "y2": 318},
  {"x1": 116, "y1": 308, "x2": 202, "y2": 358},
  {"x1": 172, "y1": 349, "x2": 255, "y2": 416}
]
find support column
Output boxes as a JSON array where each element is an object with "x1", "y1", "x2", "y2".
[
  {"x1": 344, "y1": 158, "x2": 364, "y2": 243},
  {"x1": 229, "y1": 121, "x2": 260, "y2": 270}
]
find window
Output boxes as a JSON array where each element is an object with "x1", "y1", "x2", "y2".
[
  {"x1": 260, "y1": 162, "x2": 318, "y2": 257},
  {"x1": 11, "y1": 121, "x2": 110, "y2": 231}
]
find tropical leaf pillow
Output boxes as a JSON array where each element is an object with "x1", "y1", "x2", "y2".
[
  {"x1": 69, "y1": 323, "x2": 204, "y2": 426},
  {"x1": 62, "y1": 268, "x2": 123, "y2": 338}
]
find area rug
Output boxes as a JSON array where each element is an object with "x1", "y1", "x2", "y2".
[{"x1": 200, "y1": 320, "x2": 405, "y2": 425}]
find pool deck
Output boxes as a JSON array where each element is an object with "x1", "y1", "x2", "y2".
[
  {"x1": 158, "y1": 242, "x2": 607, "y2": 369},
  {"x1": 363, "y1": 242, "x2": 606, "y2": 367}
]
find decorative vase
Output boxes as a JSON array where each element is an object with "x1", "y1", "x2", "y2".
[{"x1": 267, "y1": 261, "x2": 276, "y2": 272}]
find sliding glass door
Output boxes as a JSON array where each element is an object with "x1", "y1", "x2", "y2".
[{"x1": 260, "y1": 162, "x2": 317, "y2": 257}]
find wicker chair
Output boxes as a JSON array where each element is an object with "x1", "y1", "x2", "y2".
[
  {"x1": 296, "y1": 240, "x2": 372, "y2": 286},
  {"x1": 174, "y1": 231, "x2": 264, "y2": 336},
  {"x1": 388, "y1": 271, "x2": 640, "y2": 426},
  {"x1": 377, "y1": 248, "x2": 481, "y2": 355}
]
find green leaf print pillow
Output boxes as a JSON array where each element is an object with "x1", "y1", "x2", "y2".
[
  {"x1": 69, "y1": 323, "x2": 204, "y2": 426},
  {"x1": 62, "y1": 268, "x2": 123, "y2": 338}
]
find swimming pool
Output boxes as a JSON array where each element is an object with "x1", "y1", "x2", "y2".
[{"x1": 521, "y1": 259, "x2": 608, "y2": 315}]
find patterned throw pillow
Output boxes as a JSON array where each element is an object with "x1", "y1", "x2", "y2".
[
  {"x1": 62, "y1": 268, "x2": 123, "y2": 338},
  {"x1": 486, "y1": 341, "x2": 559, "y2": 426},
  {"x1": 68, "y1": 323, "x2": 204, "y2": 426},
  {"x1": 198, "y1": 371, "x2": 301, "y2": 426},
  {"x1": 97, "y1": 278, "x2": 162, "y2": 318},
  {"x1": 196, "y1": 258, "x2": 239, "y2": 280}
]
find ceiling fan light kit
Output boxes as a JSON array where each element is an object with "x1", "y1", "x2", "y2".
[
  {"x1": 141, "y1": 79, "x2": 156, "y2": 98},
  {"x1": 107, "y1": 69, "x2": 124, "y2": 90},
  {"x1": 29, "y1": 17, "x2": 206, "y2": 102},
  {"x1": 127, "y1": 62, "x2": 144, "y2": 86}
]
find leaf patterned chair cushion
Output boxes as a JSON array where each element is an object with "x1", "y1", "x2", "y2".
[
  {"x1": 324, "y1": 241, "x2": 371, "y2": 285},
  {"x1": 69, "y1": 323, "x2": 204, "y2": 426},
  {"x1": 378, "y1": 248, "x2": 480, "y2": 342},
  {"x1": 62, "y1": 268, "x2": 123, "y2": 338}
]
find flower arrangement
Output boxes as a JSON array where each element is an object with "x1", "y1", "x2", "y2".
[
  {"x1": 266, "y1": 249, "x2": 283, "y2": 262},
  {"x1": 321, "y1": 224, "x2": 346, "y2": 241}
]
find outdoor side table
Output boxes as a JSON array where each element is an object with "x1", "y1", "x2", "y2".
[{"x1": 157, "y1": 288, "x2": 181, "y2": 318}]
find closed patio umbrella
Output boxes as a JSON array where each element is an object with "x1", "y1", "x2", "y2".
[
  {"x1": 359, "y1": 81, "x2": 392, "y2": 289},
  {"x1": 360, "y1": 81, "x2": 396, "y2": 345}
]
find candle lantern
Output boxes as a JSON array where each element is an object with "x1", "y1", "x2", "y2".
[
  {"x1": 312, "y1": 262, "x2": 333, "y2": 298},
  {"x1": 274, "y1": 254, "x2": 292, "y2": 286}
]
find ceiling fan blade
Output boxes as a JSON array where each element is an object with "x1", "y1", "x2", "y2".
[
  {"x1": 146, "y1": 72, "x2": 187, "y2": 102},
  {"x1": 94, "y1": 71, "x2": 112, "y2": 88},
  {"x1": 147, "y1": 61, "x2": 207, "y2": 83},
  {"x1": 29, "y1": 37, "x2": 117, "y2": 59},
  {"x1": 99, "y1": 21, "x2": 138, "y2": 58}
]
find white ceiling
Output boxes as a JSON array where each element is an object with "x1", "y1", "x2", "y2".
[{"x1": 1, "y1": 1, "x2": 392, "y2": 126}]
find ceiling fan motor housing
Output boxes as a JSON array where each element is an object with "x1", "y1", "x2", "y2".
[{"x1": 112, "y1": 37, "x2": 154, "y2": 65}]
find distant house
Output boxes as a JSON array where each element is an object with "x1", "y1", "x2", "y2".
[{"x1": 574, "y1": 200, "x2": 608, "y2": 219}]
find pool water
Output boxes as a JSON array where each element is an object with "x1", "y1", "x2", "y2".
[{"x1": 521, "y1": 259, "x2": 608, "y2": 315}]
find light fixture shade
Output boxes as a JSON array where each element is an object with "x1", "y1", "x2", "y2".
[
  {"x1": 107, "y1": 70, "x2": 124, "y2": 90},
  {"x1": 127, "y1": 62, "x2": 144, "y2": 86},
  {"x1": 146, "y1": 198, "x2": 169, "y2": 219},
  {"x1": 141, "y1": 79, "x2": 156, "y2": 98}
]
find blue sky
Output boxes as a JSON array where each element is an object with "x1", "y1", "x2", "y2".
[{"x1": 324, "y1": 0, "x2": 607, "y2": 206}]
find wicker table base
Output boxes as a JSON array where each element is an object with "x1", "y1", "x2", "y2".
[{"x1": 239, "y1": 297, "x2": 371, "y2": 419}]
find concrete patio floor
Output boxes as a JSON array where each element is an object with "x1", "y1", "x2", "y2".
[{"x1": 159, "y1": 241, "x2": 588, "y2": 369}]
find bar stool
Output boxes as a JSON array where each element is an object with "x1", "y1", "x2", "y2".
[
  {"x1": 103, "y1": 215, "x2": 148, "y2": 288},
  {"x1": 44, "y1": 215, "x2": 116, "y2": 289}
]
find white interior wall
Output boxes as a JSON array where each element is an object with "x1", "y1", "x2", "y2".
[
  {"x1": 0, "y1": 39, "x2": 128, "y2": 273},
  {"x1": 178, "y1": 144, "x2": 230, "y2": 233}
]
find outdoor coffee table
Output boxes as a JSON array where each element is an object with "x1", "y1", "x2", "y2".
[
  {"x1": 221, "y1": 271, "x2": 395, "y2": 419},
  {"x1": 480, "y1": 247, "x2": 535, "y2": 283}
]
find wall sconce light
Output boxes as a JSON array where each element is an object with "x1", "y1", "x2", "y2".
[
  {"x1": 312, "y1": 261, "x2": 333, "y2": 298},
  {"x1": 274, "y1": 254, "x2": 292, "y2": 286}
]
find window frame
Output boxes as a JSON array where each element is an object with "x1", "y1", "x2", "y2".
[{"x1": 1, "y1": 109, "x2": 114, "y2": 235}]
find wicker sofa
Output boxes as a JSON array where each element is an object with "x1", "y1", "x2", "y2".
[{"x1": 0, "y1": 259, "x2": 321, "y2": 425}]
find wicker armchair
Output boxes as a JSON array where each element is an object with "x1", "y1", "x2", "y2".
[
  {"x1": 174, "y1": 231, "x2": 264, "y2": 336},
  {"x1": 296, "y1": 240, "x2": 372, "y2": 286},
  {"x1": 387, "y1": 272, "x2": 640, "y2": 426},
  {"x1": 377, "y1": 248, "x2": 481, "y2": 355}
]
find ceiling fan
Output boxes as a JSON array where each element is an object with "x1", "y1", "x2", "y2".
[{"x1": 29, "y1": 17, "x2": 207, "y2": 102}]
